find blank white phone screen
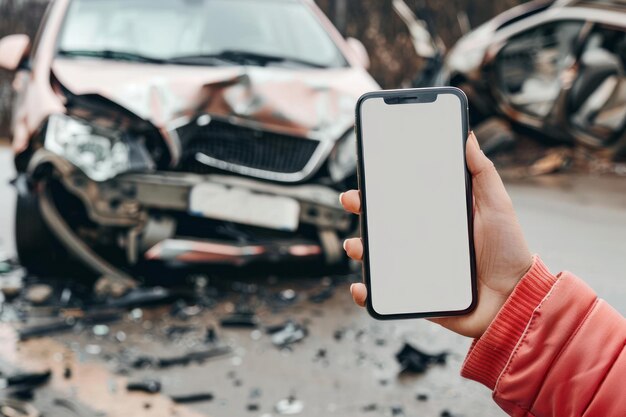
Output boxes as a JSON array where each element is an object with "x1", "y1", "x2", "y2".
[{"x1": 359, "y1": 93, "x2": 473, "y2": 316}]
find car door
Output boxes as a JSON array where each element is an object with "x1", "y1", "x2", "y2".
[
  {"x1": 566, "y1": 23, "x2": 626, "y2": 148},
  {"x1": 490, "y1": 18, "x2": 586, "y2": 139}
]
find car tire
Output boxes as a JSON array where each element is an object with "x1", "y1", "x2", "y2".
[{"x1": 15, "y1": 182, "x2": 82, "y2": 278}]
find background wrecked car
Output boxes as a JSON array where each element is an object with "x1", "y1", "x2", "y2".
[{"x1": 409, "y1": 0, "x2": 626, "y2": 159}]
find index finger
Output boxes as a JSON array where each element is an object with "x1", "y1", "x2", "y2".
[{"x1": 339, "y1": 189, "x2": 361, "y2": 214}]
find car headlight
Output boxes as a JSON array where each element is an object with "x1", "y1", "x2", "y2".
[
  {"x1": 328, "y1": 130, "x2": 357, "y2": 183},
  {"x1": 45, "y1": 114, "x2": 155, "y2": 181}
]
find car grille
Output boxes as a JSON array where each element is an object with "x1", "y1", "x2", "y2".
[{"x1": 177, "y1": 119, "x2": 320, "y2": 177}]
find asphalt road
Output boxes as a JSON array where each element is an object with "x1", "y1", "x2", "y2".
[{"x1": 0, "y1": 144, "x2": 625, "y2": 417}]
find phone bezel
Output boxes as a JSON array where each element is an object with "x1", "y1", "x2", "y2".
[{"x1": 354, "y1": 87, "x2": 477, "y2": 320}]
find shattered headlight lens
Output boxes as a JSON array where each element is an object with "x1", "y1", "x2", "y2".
[
  {"x1": 45, "y1": 114, "x2": 155, "y2": 181},
  {"x1": 328, "y1": 130, "x2": 357, "y2": 183}
]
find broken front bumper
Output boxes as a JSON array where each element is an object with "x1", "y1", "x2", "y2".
[{"x1": 28, "y1": 150, "x2": 352, "y2": 267}]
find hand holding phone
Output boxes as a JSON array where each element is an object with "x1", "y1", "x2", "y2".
[{"x1": 343, "y1": 129, "x2": 534, "y2": 336}]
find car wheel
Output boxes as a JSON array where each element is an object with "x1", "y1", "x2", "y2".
[{"x1": 14, "y1": 182, "x2": 86, "y2": 278}]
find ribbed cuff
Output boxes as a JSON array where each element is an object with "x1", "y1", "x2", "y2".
[{"x1": 460, "y1": 256, "x2": 558, "y2": 390}]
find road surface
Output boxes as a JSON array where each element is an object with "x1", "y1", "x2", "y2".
[{"x1": 0, "y1": 144, "x2": 624, "y2": 417}]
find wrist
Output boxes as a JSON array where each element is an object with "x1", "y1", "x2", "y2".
[{"x1": 461, "y1": 256, "x2": 558, "y2": 389}]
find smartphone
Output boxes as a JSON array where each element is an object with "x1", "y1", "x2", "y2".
[{"x1": 355, "y1": 87, "x2": 476, "y2": 320}]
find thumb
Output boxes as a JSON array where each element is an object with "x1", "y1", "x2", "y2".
[{"x1": 466, "y1": 131, "x2": 512, "y2": 210}]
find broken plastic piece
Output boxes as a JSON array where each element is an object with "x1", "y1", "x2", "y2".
[
  {"x1": 24, "y1": 284, "x2": 53, "y2": 305},
  {"x1": 308, "y1": 287, "x2": 333, "y2": 303},
  {"x1": 395, "y1": 343, "x2": 447, "y2": 374},
  {"x1": 107, "y1": 287, "x2": 171, "y2": 308},
  {"x1": 274, "y1": 396, "x2": 304, "y2": 415},
  {"x1": 1, "y1": 370, "x2": 51, "y2": 388},
  {"x1": 267, "y1": 321, "x2": 307, "y2": 347},
  {"x1": 220, "y1": 311, "x2": 259, "y2": 328},
  {"x1": 170, "y1": 392, "x2": 214, "y2": 403},
  {"x1": 132, "y1": 346, "x2": 231, "y2": 369},
  {"x1": 126, "y1": 379, "x2": 161, "y2": 394}
]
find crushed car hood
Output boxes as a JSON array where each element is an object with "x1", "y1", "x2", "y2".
[{"x1": 51, "y1": 58, "x2": 378, "y2": 140}]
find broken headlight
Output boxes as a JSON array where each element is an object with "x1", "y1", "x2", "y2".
[
  {"x1": 44, "y1": 114, "x2": 155, "y2": 181},
  {"x1": 327, "y1": 130, "x2": 358, "y2": 182}
]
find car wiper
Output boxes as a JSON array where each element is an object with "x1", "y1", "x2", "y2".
[
  {"x1": 167, "y1": 49, "x2": 327, "y2": 68},
  {"x1": 57, "y1": 49, "x2": 166, "y2": 64}
]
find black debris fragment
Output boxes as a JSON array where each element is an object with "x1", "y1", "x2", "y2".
[
  {"x1": 416, "y1": 393, "x2": 429, "y2": 402},
  {"x1": 249, "y1": 388, "x2": 262, "y2": 399},
  {"x1": 205, "y1": 326, "x2": 218, "y2": 344},
  {"x1": 274, "y1": 395, "x2": 304, "y2": 415},
  {"x1": 18, "y1": 309, "x2": 123, "y2": 341},
  {"x1": 106, "y1": 287, "x2": 171, "y2": 309},
  {"x1": 18, "y1": 320, "x2": 75, "y2": 341},
  {"x1": 314, "y1": 348, "x2": 326, "y2": 360},
  {"x1": 390, "y1": 405, "x2": 405, "y2": 416},
  {"x1": 440, "y1": 410, "x2": 463, "y2": 417},
  {"x1": 333, "y1": 328, "x2": 345, "y2": 341},
  {"x1": 63, "y1": 367, "x2": 72, "y2": 380},
  {"x1": 126, "y1": 379, "x2": 162, "y2": 394},
  {"x1": 247, "y1": 403, "x2": 260, "y2": 412},
  {"x1": 170, "y1": 392, "x2": 215, "y2": 404},
  {"x1": 1, "y1": 370, "x2": 51, "y2": 389},
  {"x1": 395, "y1": 343, "x2": 448, "y2": 374},
  {"x1": 164, "y1": 325, "x2": 196, "y2": 339},
  {"x1": 132, "y1": 346, "x2": 231, "y2": 369},
  {"x1": 267, "y1": 321, "x2": 307, "y2": 348},
  {"x1": 308, "y1": 286, "x2": 333, "y2": 303},
  {"x1": 220, "y1": 311, "x2": 259, "y2": 328},
  {"x1": 170, "y1": 300, "x2": 202, "y2": 320},
  {"x1": 362, "y1": 403, "x2": 378, "y2": 412}
]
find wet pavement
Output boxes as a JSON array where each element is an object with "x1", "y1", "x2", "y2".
[{"x1": 0, "y1": 144, "x2": 625, "y2": 417}]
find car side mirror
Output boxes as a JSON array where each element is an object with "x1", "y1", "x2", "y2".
[
  {"x1": 346, "y1": 37, "x2": 370, "y2": 69},
  {"x1": 0, "y1": 34, "x2": 31, "y2": 72}
]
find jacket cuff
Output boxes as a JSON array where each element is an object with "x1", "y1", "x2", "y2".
[{"x1": 460, "y1": 256, "x2": 558, "y2": 390}]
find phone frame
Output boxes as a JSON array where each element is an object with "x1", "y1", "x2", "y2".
[{"x1": 354, "y1": 87, "x2": 477, "y2": 320}]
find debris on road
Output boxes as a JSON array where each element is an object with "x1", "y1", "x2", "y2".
[
  {"x1": 94, "y1": 275, "x2": 137, "y2": 299},
  {"x1": 17, "y1": 319, "x2": 76, "y2": 341},
  {"x1": 395, "y1": 343, "x2": 448, "y2": 374},
  {"x1": 308, "y1": 286, "x2": 333, "y2": 304},
  {"x1": 220, "y1": 310, "x2": 259, "y2": 328},
  {"x1": 169, "y1": 392, "x2": 215, "y2": 404},
  {"x1": 267, "y1": 321, "x2": 307, "y2": 348},
  {"x1": 0, "y1": 398, "x2": 40, "y2": 417},
  {"x1": 0, "y1": 370, "x2": 51, "y2": 389},
  {"x1": 106, "y1": 287, "x2": 171, "y2": 309},
  {"x1": 0, "y1": 268, "x2": 25, "y2": 300},
  {"x1": 527, "y1": 148, "x2": 572, "y2": 176},
  {"x1": 205, "y1": 326, "x2": 218, "y2": 344},
  {"x1": 416, "y1": 393, "x2": 429, "y2": 401},
  {"x1": 131, "y1": 346, "x2": 232, "y2": 369},
  {"x1": 24, "y1": 284, "x2": 53, "y2": 305},
  {"x1": 126, "y1": 379, "x2": 162, "y2": 394},
  {"x1": 92, "y1": 324, "x2": 110, "y2": 337},
  {"x1": 274, "y1": 395, "x2": 304, "y2": 415}
]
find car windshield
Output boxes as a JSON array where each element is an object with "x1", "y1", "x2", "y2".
[{"x1": 57, "y1": 0, "x2": 348, "y2": 68}]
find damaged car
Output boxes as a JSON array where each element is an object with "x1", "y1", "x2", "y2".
[
  {"x1": 406, "y1": 0, "x2": 626, "y2": 159},
  {"x1": 0, "y1": 0, "x2": 378, "y2": 280}
]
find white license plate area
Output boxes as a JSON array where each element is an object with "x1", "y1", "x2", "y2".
[{"x1": 189, "y1": 183, "x2": 300, "y2": 232}]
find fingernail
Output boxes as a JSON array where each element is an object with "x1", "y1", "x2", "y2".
[
  {"x1": 349, "y1": 283, "x2": 355, "y2": 294},
  {"x1": 343, "y1": 239, "x2": 348, "y2": 251},
  {"x1": 339, "y1": 192, "x2": 344, "y2": 204}
]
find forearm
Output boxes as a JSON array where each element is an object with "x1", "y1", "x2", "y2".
[{"x1": 462, "y1": 257, "x2": 626, "y2": 416}]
